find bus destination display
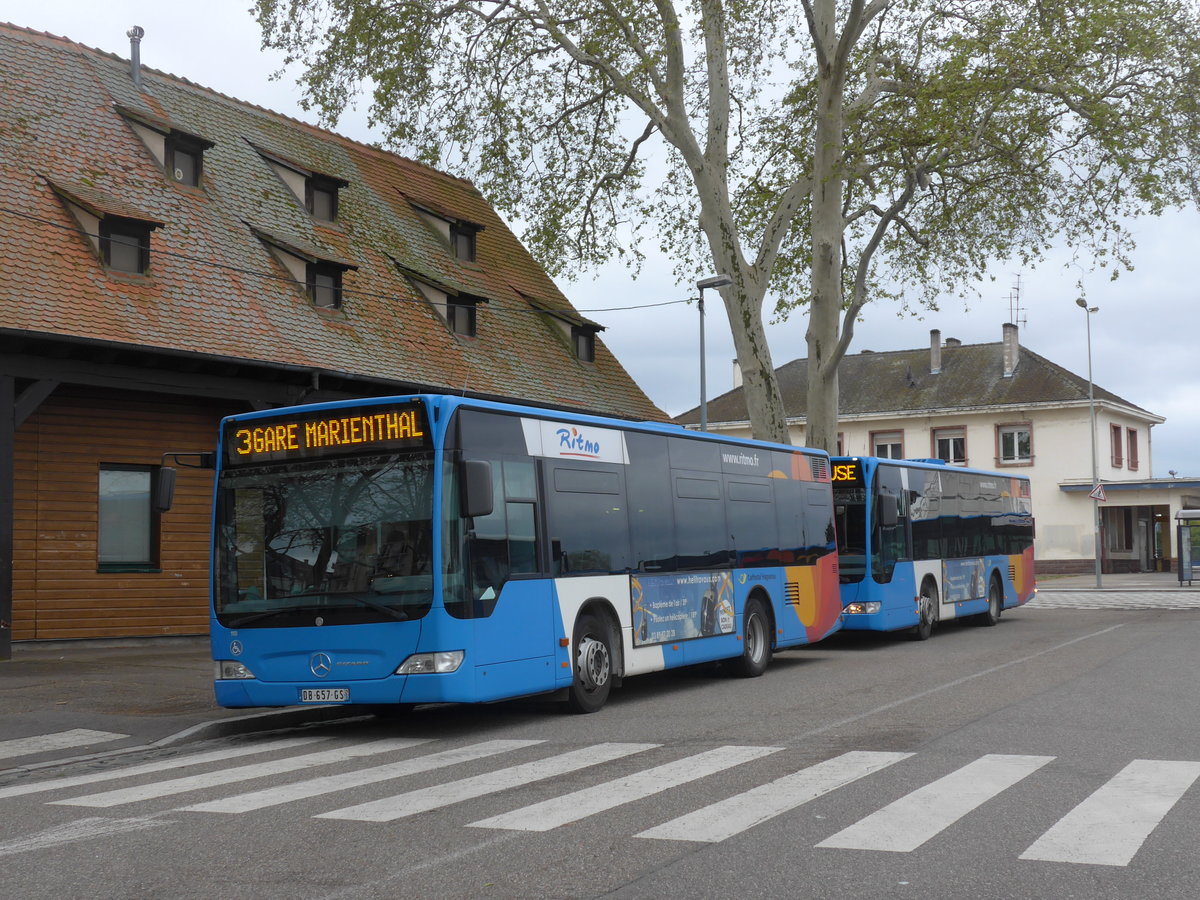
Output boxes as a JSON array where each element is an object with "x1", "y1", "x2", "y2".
[
  {"x1": 225, "y1": 403, "x2": 428, "y2": 465},
  {"x1": 831, "y1": 459, "x2": 863, "y2": 485}
]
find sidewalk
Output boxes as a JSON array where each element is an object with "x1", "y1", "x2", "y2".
[
  {"x1": 1035, "y1": 571, "x2": 1199, "y2": 591},
  {"x1": 0, "y1": 636, "x2": 360, "y2": 774}
]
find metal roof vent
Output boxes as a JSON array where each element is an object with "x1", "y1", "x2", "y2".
[{"x1": 127, "y1": 26, "x2": 144, "y2": 91}]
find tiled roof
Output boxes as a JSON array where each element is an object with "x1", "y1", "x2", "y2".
[
  {"x1": 677, "y1": 336, "x2": 1159, "y2": 425},
  {"x1": 0, "y1": 23, "x2": 663, "y2": 421}
]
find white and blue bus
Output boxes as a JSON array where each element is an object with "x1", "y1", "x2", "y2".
[
  {"x1": 831, "y1": 456, "x2": 1036, "y2": 639},
  {"x1": 206, "y1": 395, "x2": 844, "y2": 713}
]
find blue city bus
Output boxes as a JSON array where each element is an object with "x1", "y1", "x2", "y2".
[
  {"x1": 831, "y1": 456, "x2": 1035, "y2": 639},
  {"x1": 205, "y1": 395, "x2": 844, "y2": 713}
]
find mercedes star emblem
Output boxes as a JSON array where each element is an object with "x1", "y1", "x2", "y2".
[{"x1": 310, "y1": 652, "x2": 333, "y2": 678}]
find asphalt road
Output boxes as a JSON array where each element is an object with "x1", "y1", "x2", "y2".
[{"x1": 3, "y1": 604, "x2": 1200, "y2": 899}]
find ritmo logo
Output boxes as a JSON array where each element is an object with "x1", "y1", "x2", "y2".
[{"x1": 557, "y1": 427, "x2": 601, "y2": 458}]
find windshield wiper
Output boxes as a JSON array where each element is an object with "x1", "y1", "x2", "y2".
[
  {"x1": 337, "y1": 592, "x2": 410, "y2": 622},
  {"x1": 225, "y1": 607, "x2": 306, "y2": 628},
  {"x1": 225, "y1": 591, "x2": 410, "y2": 626}
]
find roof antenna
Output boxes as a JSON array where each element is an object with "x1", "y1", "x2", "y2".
[
  {"x1": 127, "y1": 26, "x2": 145, "y2": 91},
  {"x1": 1008, "y1": 274, "x2": 1028, "y2": 329}
]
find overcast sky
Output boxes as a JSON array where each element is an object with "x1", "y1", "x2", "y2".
[{"x1": 7, "y1": 1, "x2": 1198, "y2": 478}]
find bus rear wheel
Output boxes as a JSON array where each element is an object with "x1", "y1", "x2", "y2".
[
  {"x1": 729, "y1": 597, "x2": 772, "y2": 677},
  {"x1": 567, "y1": 612, "x2": 614, "y2": 713},
  {"x1": 912, "y1": 580, "x2": 939, "y2": 641},
  {"x1": 975, "y1": 575, "x2": 1003, "y2": 626}
]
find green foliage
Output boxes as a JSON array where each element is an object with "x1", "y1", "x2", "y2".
[
  {"x1": 256, "y1": 0, "x2": 1199, "y2": 297},
  {"x1": 254, "y1": 0, "x2": 1200, "y2": 441}
]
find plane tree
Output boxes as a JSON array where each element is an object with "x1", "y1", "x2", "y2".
[{"x1": 254, "y1": 0, "x2": 1200, "y2": 448}]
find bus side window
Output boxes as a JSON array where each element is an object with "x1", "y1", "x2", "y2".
[
  {"x1": 548, "y1": 465, "x2": 630, "y2": 574},
  {"x1": 462, "y1": 458, "x2": 541, "y2": 615}
]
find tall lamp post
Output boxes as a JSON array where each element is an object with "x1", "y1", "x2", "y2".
[
  {"x1": 1077, "y1": 297, "x2": 1102, "y2": 588},
  {"x1": 696, "y1": 275, "x2": 732, "y2": 431}
]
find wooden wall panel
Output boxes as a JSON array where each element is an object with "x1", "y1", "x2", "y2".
[{"x1": 13, "y1": 386, "x2": 240, "y2": 641}]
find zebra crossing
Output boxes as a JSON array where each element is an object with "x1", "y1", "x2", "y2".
[
  {"x1": 3, "y1": 732, "x2": 1198, "y2": 868},
  {"x1": 0, "y1": 728, "x2": 130, "y2": 762}
]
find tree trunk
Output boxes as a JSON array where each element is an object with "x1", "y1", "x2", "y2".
[
  {"x1": 805, "y1": 3, "x2": 845, "y2": 454},
  {"x1": 725, "y1": 290, "x2": 790, "y2": 443}
]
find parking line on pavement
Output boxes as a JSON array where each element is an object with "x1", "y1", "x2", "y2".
[
  {"x1": 51, "y1": 737, "x2": 426, "y2": 808},
  {"x1": 0, "y1": 736, "x2": 327, "y2": 800},
  {"x1": 817, "y1": 754, "x2": 1054, "y2": 852},
  {"x1": 0, "y1": 729, "x2": 129, "y2": 761},
  {"x1": 1021, "y1": 759, "x2": 1200, "y2": 866}
]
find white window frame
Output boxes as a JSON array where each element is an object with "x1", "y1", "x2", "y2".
[
  {"x1": 997, "y1": 423, "x2": 1032, "y2": 465},
  {"x1": 872, "y1": 431, "x2": 903, "y2": 459},
  {"x1": 933, "y1": 427, "x2": 967, "y2": 466}
]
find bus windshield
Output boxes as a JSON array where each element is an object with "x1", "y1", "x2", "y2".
[
  {"x1": 833, "y1": 483, "x2": 868, "y2": 584},
  {"x1": 215, "y1": 452, "x2": 435, "y2": 628}
]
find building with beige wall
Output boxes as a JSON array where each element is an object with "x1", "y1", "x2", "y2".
[{"x1": 678, "y1": 324, "x2": 1200, "y2": 573}]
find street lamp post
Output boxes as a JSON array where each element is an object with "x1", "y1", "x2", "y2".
[
  {"x1": 696, "y1": 275, "x2": 732, "y2": 432},
  {"x1": 1077, "y1": 297, "x2": 1102, "y2": 588}
]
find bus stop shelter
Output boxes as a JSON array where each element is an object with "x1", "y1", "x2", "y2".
[{"x1": 1177, "y1": 510, "x2": 1200, "y2": 586}]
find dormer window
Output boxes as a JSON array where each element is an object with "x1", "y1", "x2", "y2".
[
  {"x1": 251, "y1": 224, "x2": 357, "y2": 311},
  {"x1": 400, "y1": 267, "x2": 486, "y2": 337},
  {"x1": 308, "y1": 262, "x2": 343, "y2": 308},
  {"x1": 254, "y1": 145, "x2": 348, "y2": 224},
  {"x1": 447, "y1": 295, "x2": 480, "y2": 336},
  {"x1": 100, "y1": 217, "x2": 152, "y2": 274},
  {"x1": 307, "y1": 176, "x2": 340, "y2": 222},
  {"x1": 519, "y1": 291, "x2": 605, "y2": 364},
  {"x1": 117, "y1": 107, "x2": 213, "y2": 188},
  {"x1": 450, "y1": 221, "x2": 478, "y2": 262},
  {"x1": 409, "y1": 199, "x2": 483, "y2": 263},
  {"x1": 47, "y1": 179, "x2": 164, "y2": 277},
  {"x1": 572, "y1": 326, "x2": 597, "y2": 362},
  {"x1": 164, "y1": 135, "x2": 205, "y2": 187}
]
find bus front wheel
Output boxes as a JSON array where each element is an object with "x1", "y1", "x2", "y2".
[
  {"x1": 567, "y1": 612, "x2": 614, "y2": 713},
  {"x1": 912, "y1": 580, "x2": 939, "y2": 641},
  {"x1": 729, "y1": 597, "x2": 772, "y2": 677}
]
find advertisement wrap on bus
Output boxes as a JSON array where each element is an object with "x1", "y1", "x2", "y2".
[
  {"x1": 831, "y1": 456, "x2": 1035, "y2": 640},
  {"x1": 198, "y1": 394, "x2": 844, "y2": 713}
]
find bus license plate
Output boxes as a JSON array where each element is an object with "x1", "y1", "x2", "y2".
[{"x1": 300, "y1": 688, "x2": 349, "y2": 703}]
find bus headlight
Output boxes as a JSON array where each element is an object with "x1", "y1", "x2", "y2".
[
  {"x1": 844, "y1": 602, "x2": 882, "y2": 615},
  {"x1": 216, "y1": 660, "x2": 256, "y2": 680},
  {"x1": 396, "y1": 651, "x2": 464, "y2": 675}
]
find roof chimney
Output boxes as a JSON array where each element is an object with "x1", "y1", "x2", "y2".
[
  {"x1": 732, "y1": 358, "x2": 742, "y2": 388},
  {"x1": 127, "y1": 26, "x2": 144, "y2": 90},
  {"x1": 1002, "y1": 321, "x2": 1019, "y2": 377},
  {"x1": 930, "y1": 329, "x2": 941, "y2": 374}
]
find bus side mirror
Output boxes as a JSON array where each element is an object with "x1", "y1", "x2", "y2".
[
  {"x1": 879, "y1": 492, "x2": 899, "y2": 527},
  {"x1": 461, "y1": 460, "x2": 494, "y2": 519},
  {"x1": 155, "y1": 452, "x2": 215, "y2": 513},
  {"x1": 155, "y1": 467, "x2": 177, "y2": 513}
]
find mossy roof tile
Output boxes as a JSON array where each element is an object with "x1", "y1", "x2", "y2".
[{"x1": 0, "y1": 23, "x2": 663, "y2": 421}]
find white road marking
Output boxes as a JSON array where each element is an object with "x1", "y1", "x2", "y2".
[
  {"x1": 181, "y1": 740, "x2": 544, "y2": 814},
  {"x1": 0, "y1": 815, "x2": 169, "y2": 857},
  {"x1": 1021, "y1": 759, "x2": 1200, "y2": 866},
  {"x1": 317, "y1": 742, "x2": 659, "y2": 823},
  {"x1": 51, "y1": 737, "x2": 429, "y2": 808},
  {"x1": 817, "y1": 754, "x2": 1054, "y2": 852},
  {"x1": 637, "y1": 750, "x2": 912, "y2": 843},
  {"x1": 469, "y1": 745, "x2": 782, "y2": 832},
  {"x1": 0, "y1": 729, "x2": 129, "y2": 761},
  {"x1": 0, "y1": 736, "x2": 326, "y2": 800}
]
